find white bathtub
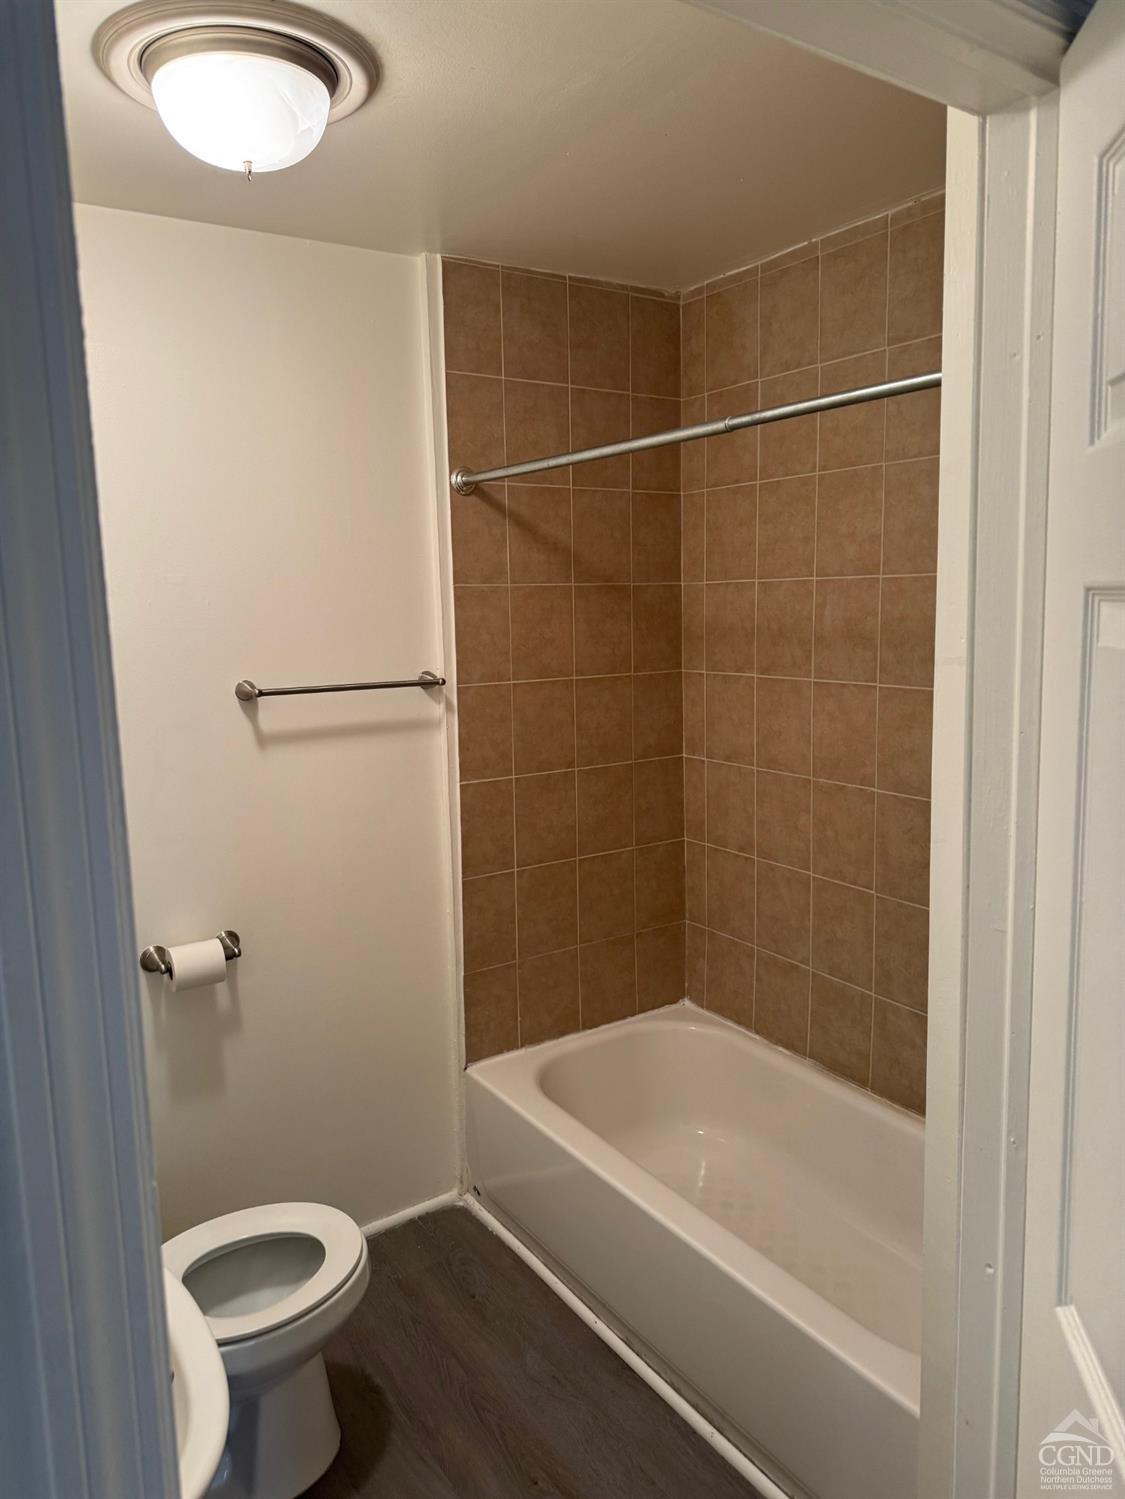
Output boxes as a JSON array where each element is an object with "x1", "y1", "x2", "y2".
[{"x1": 466, "y1": 1002, "x2": 923, "y2": 1499}]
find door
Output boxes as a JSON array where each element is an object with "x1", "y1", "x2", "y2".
[
  {"x1": 1018, "y1": 1, "x2": 1125, "y2": 1493},
  {"x1": 0, "y1": 0, "x2": 178, "y2": 1494}
]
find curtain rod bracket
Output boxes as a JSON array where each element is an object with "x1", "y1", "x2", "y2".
[{"x1": 451, "y1": 468, "x2": 476, "y2": 495}]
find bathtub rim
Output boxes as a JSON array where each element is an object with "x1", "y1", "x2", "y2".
[{"x1": 467, "y1": 1001, "x2": 923, "y2": 1417}]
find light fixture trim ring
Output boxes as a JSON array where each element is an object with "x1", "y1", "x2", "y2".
[
  {"x1": 139, "y1": 26, "x2": 339, "y2": 99},
  {"x1": 94, "y1": 0, "x2": 378, "y2": 121}
]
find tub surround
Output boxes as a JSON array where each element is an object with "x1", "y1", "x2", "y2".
[
  {"x1": 445, "y1": 262, "x2": 687, "y2": 1059},
  {"x1": 467, "y1": 1004, "x2": 924, "y2": 1499},
  {"x1": 445, "y1": 188, "x2": 942, "y2": 1116},
  {"x1": 683, "y1": 192, "x2": 943, "y2": 1115}
]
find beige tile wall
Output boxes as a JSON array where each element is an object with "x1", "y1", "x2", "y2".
[
  {"x1": 444, "y1": 261, "x2": 686, "y2": 1062},
  {"x1": 444, "y1": 188, "x2": 942, "y2": 1113},
  {"x1": 681, "y1": 192, "x2": 943, "y2": 1113}
]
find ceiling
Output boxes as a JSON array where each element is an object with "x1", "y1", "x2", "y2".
[{"x1": 55, "y1": 0, "x2": 946, "y2": 289}]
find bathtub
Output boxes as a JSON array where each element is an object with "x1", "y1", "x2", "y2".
[{"x1": 466, "y1": 1002, "x2": 923, "y2": 1499}]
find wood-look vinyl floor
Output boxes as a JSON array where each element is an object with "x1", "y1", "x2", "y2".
[{"x1": 305, "y1": 1205, "x2": 753, "y2": 1498}]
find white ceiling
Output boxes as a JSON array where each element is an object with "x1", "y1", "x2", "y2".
[{"x1": 55, "y1": 0, "x2": 946, "y2": 289}]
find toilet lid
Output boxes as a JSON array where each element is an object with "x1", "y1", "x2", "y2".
[{"x1": 163, "y1": 1202, "x2": 365, "y2": 1344}]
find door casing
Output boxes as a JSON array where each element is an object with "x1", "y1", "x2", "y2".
[{"x1": 0, "y1": 1, "x2": 178, "y2": 1496}]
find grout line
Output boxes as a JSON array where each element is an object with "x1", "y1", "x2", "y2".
[
  {"x1": 447, "y1": 257, "x2": 682, "y2": 303},
  {"x1": 681, "y1": 847, "x2": 931, "y2": 913},
  {"x1": 671, "y1": 365, "x2": 939, "y2": 410},
  {"x1": 483, "y1": 449, "x2": 940, "y2": 498},
  {"x1": 805, "y1": 244, "x2": 822, "y2": 1059},
  {"x1": 464, "y1": 570, "x2": 936, "y2": 586},
  {"x1": 701, "y1": 278, "x2": 710, "y2": 1012},
  {"x1": 464, "y1": 667, "x2": 934, "y2": 692},
  {"x1": 867, "y1": 229, "x2": 893, "y2": 1091},
  {"x1": 679, "y1": 299, "x2": 689, "y2": 1010},
  {"x1": 751, "y1": 264, "x2": 761, "y2": 1036},
  {"x1": 463, "y1": 921, "x2": 689, "y2": 979},
  {"x1": 461, "y1": 939, "x2": 927, "y2": 1019},
  {"x1": 690, "y1": 568, "x2": 937, "y2": 582},
  {"x1": 496, "y1": 276, "x2": 521, "y2": 1049},
  {"x1": 709, "y1": 195, "x2": 944, "y2": 296},
  {"x1": 689, "y1": 453, "x2": 940, "y2": 494},
  {"x1": 673, "y1": 302, "x2": 686, "y2": 1014},
  {"x1": 446, "y1": 369, "x2": 654, "y2": 396},
  {"x1": 627, "y1": 289, "x2": 639, "y2": 1016},
  {"x1": 692, "y1": 762, "x2": 929, "y2": 803},
  {"x1": 515, "y1": 480, "x2": 680, "y2": 494},
  {"x1": 462, "y1": 753, "x2": 689, "y2": 784},
  {"x1": 566, "y1": 277, "x2": 582, "y2": 1029}
]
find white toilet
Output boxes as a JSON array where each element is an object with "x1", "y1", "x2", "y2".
[{"x1": 163, "y1": 1202, "x2": 370, "y2": 1499}]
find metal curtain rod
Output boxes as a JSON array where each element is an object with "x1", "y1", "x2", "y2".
[
  {"x1": 451, "y1": 371, "x2": 941, "y2": 493},
  {"x1": 234, "y1": 671, "x2": 445, "y2": 701}
]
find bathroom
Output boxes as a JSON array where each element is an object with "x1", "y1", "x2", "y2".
[{"x1": 4, "y1": 2, "x2": 1119, "y2": 1499}]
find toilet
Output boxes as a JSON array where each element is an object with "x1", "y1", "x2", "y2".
[{"x1": 163, "y1": 1202, "x2": 370, "y2": 1499}]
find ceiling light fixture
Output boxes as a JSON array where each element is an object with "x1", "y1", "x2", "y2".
[{"x1": 94, "y1": 2, "x2": 378, "y2": 179}]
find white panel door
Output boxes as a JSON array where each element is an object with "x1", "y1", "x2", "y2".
[{"x1": 1018, "y1": 1, "x2": 1125, "y2": 1494}]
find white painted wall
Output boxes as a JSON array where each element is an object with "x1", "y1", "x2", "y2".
[{"x1": 74, "y1": 204, "x2": 460, "y2": 1238}]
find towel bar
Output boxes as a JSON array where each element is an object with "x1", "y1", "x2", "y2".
[{"x1": 234, "y1": 671, "x2": 445, "y2": 701}]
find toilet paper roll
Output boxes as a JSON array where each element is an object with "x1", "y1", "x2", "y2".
[{"x1": 168, "y1": 938, "x2": 228, "y2": 991}]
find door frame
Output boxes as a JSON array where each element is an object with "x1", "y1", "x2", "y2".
[
  {"x1": 922, "y1": 98, "x2": 1057, "y2": 1499},
  {"x1": 1, "y1": 1, "x2": 1071, "y2": 1496}
]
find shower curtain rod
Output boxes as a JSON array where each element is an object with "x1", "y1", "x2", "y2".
[{"x1": 450, "y1": 371, "x2": 941, "y2": 493}]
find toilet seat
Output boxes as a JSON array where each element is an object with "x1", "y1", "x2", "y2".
[{"x1": 163, "y1": 1202, "x2": 365, "y2": 1345}]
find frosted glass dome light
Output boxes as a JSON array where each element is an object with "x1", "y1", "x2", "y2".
[{"x1": 140, "y1": 29, "x2": 338, "y2": 176}]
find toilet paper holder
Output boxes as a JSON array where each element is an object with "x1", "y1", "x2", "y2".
[{"x1": 139, "y1": 930, "x2": 242, "y2": 977}]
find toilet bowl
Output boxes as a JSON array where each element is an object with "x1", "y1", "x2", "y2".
[{"x1": 164, "y1": 1202, "x2": 370, "y2": 1499}]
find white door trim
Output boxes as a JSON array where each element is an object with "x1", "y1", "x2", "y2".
[
  {"x1": 0, "y1": 1, "x2": 178, "y2": 1495},
  {"x1": 922, "y1": 98, "x2": 1057, "y2": 1499}
]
